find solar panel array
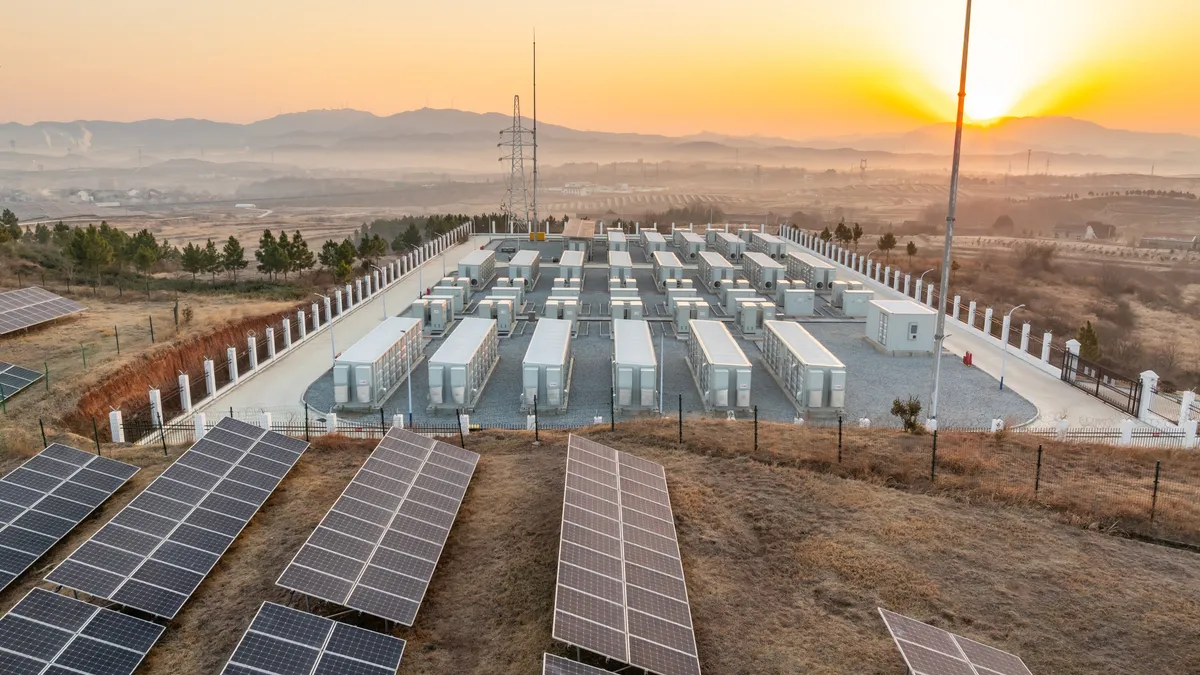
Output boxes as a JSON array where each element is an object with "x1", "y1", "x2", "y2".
[
  {"x1": 0, "y1": 588, "x2": 164, "y2": 675},
  {"x1": 553, "y1": 435, "x2": 701, "y2": 675},
  {"x1": 221, "y1": 602, "x2": 405, "y2": 675},
  {"x1": 544, "y1": 653, "x2": 613, "y2": 675},
  {"x1": 0, "y1": 443, "x2": 138, "y2": 592},
  {"x1": 277, "y1": 427, "x2": 479, "y2": 626},
  {"x1": 46, "y1": 417, "x2": 309, "y2": 619},
  {"x1": 0, "y1": 361, "x2": 43, "y2": 400},
  {"x1": 0, "y1": 287, "x2": 87, "y2": 335},
  {"x1": 879, "y1": 608, "x2": 1034, "y2": 675}
]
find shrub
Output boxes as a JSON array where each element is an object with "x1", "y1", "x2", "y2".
[{"x1": 890, "y1": 396, "x2": 924, "y2": 434}]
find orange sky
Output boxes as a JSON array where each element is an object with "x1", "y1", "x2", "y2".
[{"x1": 5, "y1": 0, "x2": 1199, "y2": 137}]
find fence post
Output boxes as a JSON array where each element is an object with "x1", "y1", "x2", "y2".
[
  {"x1": 158, "y1": 417, "x2": 168, "y2": 456},
  {"x1": 92, "y1": 417, "x2": 102, "y2": 455},
  {"x1": 149, "y1": 388, "x2": 163, "y2": 428},
  {"x1": 456, "y1": 409, "x2": 466, "y2": 448},
  {"x1": 678, "y1": 394, "x2": 683, "y2": 443},
  {"x1": 609, "y1": 387, "x2": 614, "y2": 432},
  {"x1": 44, "y1": 362, "x2": 49, "y2": 392},
  {"x1": 1034, "y1": 445, "x2": 1042, "y2": 497},
  {"x1": 1041, "y1": 332, "x2": 1053, "y2": 364},
  {"x1": 80, "y1": 343, "x2": 87, "y2": 370},
  {"x1": 227, "y1": 346, "x2": 239, "y2": 385},
  {"x1": 304, "y1": 412, "x2": 310, "y2": 442},
  {"x1": 248, "y1": 336, "x2": 258, "y2": 371},
  {"x1": 39, "y1": 419, "x2": 47, "y2": 448},
  {"x1": 149, "y1": 315, "x2": 155, "y2": 344},
  {"x1": 115, "y1": 325, "x2": 121, "y2": 354},
  {"x1": 535, "y1": 395, "x2": 540, "y2": 442},
  {"x1": 109, "y1": 410, "x2": 124, "y2": 443},
  {"x1": 379, "y1": 408, "x2": 386, "y2": 436},
  {"x1": 178, "y1": 373, "x2": 191, "y2": 413},
  {"x1": 753, "y1": 406, "x2": 758, "y2": 452},
  {"x1": 838, "y1": 414, "x2": 843, "y2": 463},
  {"x1": 1150, "y1": 460, "x2": 1161, "y2": 522},
  {"x1": 204, "y1": 358, "x2": 216, "y2": 397},
  {"x1": 195, "y1": 412, "x2": 207, "y2": 440},
  {"x1": 326, "y1": 412, "x2": 337, "y2": 436},
  {"x1": 930, "y1": 431, "x2": 938, "y2": 482}
]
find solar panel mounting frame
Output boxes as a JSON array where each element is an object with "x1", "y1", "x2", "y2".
[{"x1": 878, "y1": 607, "x2": 1034, "y2": 675}]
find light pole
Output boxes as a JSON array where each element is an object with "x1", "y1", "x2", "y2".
[
  {"x1": 918, "y1": 268, "x2": 935, "y2": 286},
  {"x1": 866, "y1": 249, "x2": 880, "y2": 277},
  {"x1": 999, "y1": 304, "x2": 1025, "y2": 391},
  {"x1": 370, "y1": 265, "x2": 387, "y2": 320},
  {"x1": 406, "y1": 347, "x2": 413, "y2": 426},
  {"x1": 314, "y1": 293, "x2": 334, "y2": 361}
]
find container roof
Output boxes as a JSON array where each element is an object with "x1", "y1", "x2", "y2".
[
  {"x1": 609, "y1": 251, "x2": 632, "y2": 267},
  {"x1": 608, "y1": 231, "x2": 627, "y2": 242},
  {"x1": 510, "y1": 250, "x2": 539, "y2": 266},
  {"x1": 613, "y1": 319, "x2": 655, "y2": 366},
  {"x1": 559, "y1": 250, "x2": 584, "y2": 266},
  {"x1": 653, "y1": 251, "x2": 683, "y2": 267},
  {"x1": 764, "y1": 321, "x2": 844, "y2": 368},
  {"x1": 337, "y1": 317, "x2": 422, "y2": 364},
  {"x1": 562, "y1": 220, "x2": 596, "y2": 239},
  {"x1": 872, "y1": 299, "x2": 936, "y2": 315},
  {"x1": 698, "y1": 251, "x2": 734, "y2": 267},
  {"x1": 786, "y1": 250, "x2": 834, "y2": 270},
  {"x1": 430, "y1": 318, "x2": 496, "y2": 364},
  {"x1": 743, "y1": 252, "x2": 784, "y2": 269},
  {"x1": 459, "y1": 249, "x2": 495, "y2": 266},
  {"x1": 524, "y1": 319, "x2": 572, "y2": 366},
  {"x1": 689, "y1": 320, "x2": 751, "y2": 366}
]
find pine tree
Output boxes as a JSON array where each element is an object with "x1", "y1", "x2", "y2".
[
  {"x1": 289, "y1": 231, "x2": 314, "y2": 278},
  {"x1": 201, "y1": 239, "x2": 221, "y2": 283},
  {"x1": 68, "y1": 224, "x2": 114, "y2": 286},
  {"x1": 181, "y1": 243, "x2": 204, "y2": 282},
  {"x1": 906, "y1": 241, "x2": 917, "y2": 264},
  {"x1": 819, "y1": 226, "x2": 832, "y2": 242},
  {"x1": 852, "y1": 223, "x2": 863, "y2": 251},
  {"x1": 222, "y1": 236, "x2": 248, "y2": 282},
  {"x1": 255, "y1": 230, "x2": 277, "y2": 278},
  {"x1": 877, "y1": 231, "x2": 898, "y2": 263},
  {"x1": 1077, "y1": 321, "x2": 1101, "y2": 361}
]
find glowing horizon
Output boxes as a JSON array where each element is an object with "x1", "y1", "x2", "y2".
[{"x1": 4, "y1": 0, "x2": 1199, "y2": 138}]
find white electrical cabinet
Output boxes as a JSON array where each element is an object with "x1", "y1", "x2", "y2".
[
  {"x1": 781, "y1": 289, "x2": 816, "y2": 317},
  {"x1": 734, "y1": 298, "x2": 777, "y2": 336},
  {"x1": 608, "y1": 277, "x2": 638, "y2": 292},
  {"x1": 687, "y1": 320, "x2": 752, "y2": 411},
  {"x1": 697, "y1": 251, "x2": 737, "y2": 292},
  {"x1": 508, "y1": 250, "x2": 541, "y2": 290},
  {"x1": 522, "y1": 318, "x2": 573, "y2": 411},
  {"x1": 672, "y1": 299, "x2": 710, "y2": 334},
  {"x1": 865, "y1": 299, "x2": 936, "y2": 356},
  {"x1": 427, "y1": 317, "x2": 499, "y2": 412},
  {"x1": 610, "y1": 299, "x2": 645, "y2": 320},
  {"x1": 743, "y1": 252, "x2": 787, "y2": 293},
  {"x1": 609, "y1": 250, "x2": 634, "y2": 281},
  {"x1": 612, "y1": 319, "x2": 658, "y2": 412},
  {"x1": 477, "y1": 297, "x2": 517, "y2": 334},
  {"x1": 842, "y1": 289, "x2": 874, "y2": 318},
  {"x1": 544, "y1": 298, "x2": 580, "y2": 324},
  {"x1": 761, "y1": 320, "x2": 846, "y2": 416},
  {"x1": 408, "y1": 297, "x2": 454, "y2": 332},
  {"x1": 429, "y1": 283, "x2": 467, "y2": 313},
  {"x1": 653, "y1": 251, "x2": 685, "y2": 290},
  {"x1": 666, "y1": 287, "x2": 700, "y2": 312},
  {"x1": 487, "y1": 285, "x2": 525, "y2": 310},
  {"x1": 713, "y1": 232, "x2": 746, "y2": 262},
  {"x1": 558, "y1": 250, "x2": 585, "y2": 282},
  {"x1": 642, "y1": 231, "x2": 667, "y2": 255},
  {"x1": 722, "y1": 287, "x2": 759, "y2": 315},
  {"x1": 333, "y1": 317, "x2": 424, "y2": 410},
  {"x1": 675, "y1": 232, "x2": 706, "y2": 260},
  {"x1": 457, "y1": 249, "x2": 497, "y2": 289},
  {"x1": 785, "y1": 250, "x2": 836, "y2": 291},
  {"x1": 748, "y1": 232, "x2": 787, "y2": 259}
]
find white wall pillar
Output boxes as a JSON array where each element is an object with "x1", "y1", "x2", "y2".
[
  {"x1": 295, "y1": 311, "x2": 306, "y2": 339},
  {"x1": 953, "y1": 295, "x2": 961, "y2": 320},
  {"x1": 1180, "y1": 390, "x2": 1196, "y2": 424},
  {"x1": 903, "y1": 274, "x2": 911, "y2": 296},
  {"x1": 324, "y1": 296, "x2": 332, "y2": 324},
  {"x1": 282, "y1": 317, "x2": 292, "y2": 348},
  {"x1": 1183, "y1": 419, "x2": 1198, "y2": 447},
  {"x1": 1138, "y1": 370, "x2": 1159, "y2": 421},
  {"x1": 1041, "y1": 332, "x2": 1053, "y2": 363},
  {"x1": 1119, "y1": 419, "x2": 1134, "y2": 446},
  {"x1": 984, "y1": 307, "x2": 994, "y2": 337},
  {"x1": 335, "y1": 291, "x2": 343, "y2": 316},
  {"x1": 247, "y1": 336, "x2": 258, "y2": 370},
  {"x1": 227, "y1": 346, "x2": 239, "y2": 384},
  {"x1": 392, "y1": 413, "x2": 405, "y2": 429},
  {"x1": 149, "y1": 387, "x2": 162, "y2": 426},
  {"x1": 345, "y1": 283, "x2": 354, "y2": 306},
  {"x1": 179, "y1": 373, "x2": 192, "y2": 413},
  {"x1": 204, "y1": 358, "x2": 216, "y2": 396},
  {"x1": 1064, "y1": 339, "x2": 1081, "y2": 381},
  {"x1": 109, "y1": 410, "x2": 124, "y2": 443},
  {"x1": 259, "y1": 412, "x2": 272, "y2": 430},
  {"x1": 1020, "y1": 323, "x2": 1031, "y2": 352},
  {"x1": 356, "y1": 278, "x2": 364, "y2": 302},
  {"x1": 326, "y1": 411, "x2": 338, "y2": 434},
  {"x1": 914, "y1": 279, "x2": 922, "y2": 302},
  {"x1": 967, "y1": 301, "x2": 977, "y2": 328},
  {"x1": 265, "y1": 327, "x2": 276, "y2": 359},
  {"x1": 926, "y1": 283, "x2": 935, "y2": 307},
  {"x1": 311, "y1": 302, "x2": 320, "y2": 331},
  {"x1": 1001, "y1": 314, "x2": 1012, "y2": 348},
  {"x1": 194, "y1": 412, "x2": 207, "y2": 440}
]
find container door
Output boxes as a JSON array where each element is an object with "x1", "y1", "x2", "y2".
[
  {"x1": 639, "y1": 367, "x2": 655, "y2": 408},
  {"x1": 451, "y1": 366, "x2": 467, "y2": 405},
  {"x1": 355, "y1": 365, "x2": 372, "y2": 404},
  {"x1": 713, "y1": 367, "x2": 729, "y2": 407},
  {"x1": 807, "y1": 369, "x2": 825, "y2": 408},
  {"x1": 428, "y1": 365, "x2": 444, "y2": 404},
  {"x1": 546, "y1": 366, "x2": 562, "y2": 406},
  {"x1": 736, "y1": 368, "x2": 752, "y2": 408},
  {"x1": 617, "y1": 367, "x2": 633, "y2": 406},
  {"x1": 523, "y1": 366, "x2": 539, "y2": 407},
  {"x1": 333, "y1": 364, "x2": 350, "y2": 404},
  {"x1": 830, "y1": 371, "x2": 846, "y2": 408}
]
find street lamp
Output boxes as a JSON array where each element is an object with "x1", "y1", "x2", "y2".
[
  {"x1": 866, "y1": 249, "x2": 881, "y2": 276},
  {"x1": 313, "y1": 293, "x2": 334, "y2": 361},
  {"x1": 918, "y1": 268, "x2": 936, "y2": 285},
  {"x1": 369, "y1": 265, "x2": 387, "y2": 320},
  {"x1": 1000, "y1": 304, "x2": 1025, "y2": 391}
]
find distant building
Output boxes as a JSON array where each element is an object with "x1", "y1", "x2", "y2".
[
  {"x1": 1052, "y1": 221, "x2": 1116, "y2": 241},
  {"x1": 1139, "y1": 234, "x2": 1199, "y2": 251}
]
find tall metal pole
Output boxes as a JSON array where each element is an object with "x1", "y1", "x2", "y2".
[
  {"x1": 406, "y1": 348, "x2": 413, "y2": 424},
  {"x1": 1000, "y1": 304, "x2": 1025, "y2": 391},
  {"x1": 532, "y1": 33, "x2": 539, "y2": 232},
  {"x1": 658, "y1": 331, "x2": 664, "y2": 414},
  {"x1": 929, "y1": 0, "x2": 973, "y2": 431}
]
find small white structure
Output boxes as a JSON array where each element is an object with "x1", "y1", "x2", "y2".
[
  {"x1": 557, "y1": 250, "x2": 585, "y2": 282},
  {"x1": 761, "y1": 320, "x2": 846, "y2": 416},
  {"x1": 508, "y1": 250, "x2": 540, "y2": 290},
  {"x1": 742, "y1": 252, "x2": 787, "y2": 294},
  {"x1": 652, "y1": 251, "x2": 685, "y2": 290},
  {"x1": 713, "y1": 232, "x2": 746, "y2": 261},
  {"x1": 687, "y1": 320, "x2": 752, "y2": 411},
  {"x1": 607, "y1": 230, "x2": 628, "y2": 251},
  {"x1": 477, "y1": 297, "x2": 517, "y2": 333},
  {"x1": 841, "y1": 289, "x2": 874, "y2": 318},
  {"x1": 780, "y1": 289, "x2": 816, "y2": 317},
  {"x1": 613, "y1": 319, "x2": 658, "y2": 411},
  {"x1": 748, "y1": 232, "x2": 787, "y2": 259},
  {"x1": 457, "y1": 249, "x2": 497, "y2": 289},
  {"x1": 785, "y1": 250, "x2": 836, "y2": 291},
  {"x1": 697, "y1": 251, "x2": 737, "y2": 292},
  {"x1": 609, "y1": 250, "x2": 634, "y2": 281},
  {"x1": 865, "y1": 300, "x2": 937, "y2": 356},
  {"x1": 674, "y1": 231, "x2": 706, "y2": 260},
  {"x1": 522, "y1": 318, "x2": 573, "y2": 411},
  {"x1": 427, "y1": 318, "x2": 500, "y2": 411},
  {"x1": 409, "y1": 297, "x2": 455, "y2": 332},
  {"x1": 642, "y1": 230, "x2": 668, "y2": 255},
  {"x1": 333, "y1": 317, "x2": 424, "y2": 410}
]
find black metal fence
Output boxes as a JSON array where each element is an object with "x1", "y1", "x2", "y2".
[{"x1": 1061, "y1": 351, "x2": 1143, "y2": 416}]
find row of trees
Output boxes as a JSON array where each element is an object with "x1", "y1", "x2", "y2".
[
  {"x1": 815, "y1": 221, "x2": 919, "y2": 264},
  {"x1": 180, "y1": 238, "x2": 248, "y2": 282}
]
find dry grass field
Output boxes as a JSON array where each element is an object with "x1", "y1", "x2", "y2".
[{"x1": 0, "y1": 425, "x2": 1197, "y2": 674}]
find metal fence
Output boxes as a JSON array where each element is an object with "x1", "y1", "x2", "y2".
[{"x1": 1061, "y1": 351, "x2": 1143, "y2": 416}]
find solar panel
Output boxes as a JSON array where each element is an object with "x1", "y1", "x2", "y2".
[
  {"x1": 221, "y1": 602, "x2": 405, "y2": 675},
  {"x1": 544, "y1": 653, "x2": 613, "y2": 675},
  {"x1": 0, "y1": 287, "x2": 87, "y2": 336},
  {"x1": 277, "y1": 427, "x2": 479, "y2": 626},
  {"x1": 0, "y1": 588, "x2": 164, "y2": 675},
  {"x1": 552, "y1": 435, "x2": 701, "y2": 675},
  {"x1": 0, "y1": 361, "x2": 44, "y2": 401},
  {"x1": 46, "y1": 417, "x2": 309, "y2": 619},
  {"x1": 0, "y1": 443, "x2": 138, "y2": 592},
  {"x1": 879, "y1": 608, "x2": 1034, "y2": 675}
]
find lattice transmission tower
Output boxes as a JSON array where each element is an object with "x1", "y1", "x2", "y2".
[{"x1": 498, "y1": 95, "x2": 534, "y2": 232}]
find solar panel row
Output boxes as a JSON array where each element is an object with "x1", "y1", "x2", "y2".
[
  {"x1": 543, "y1": 652, "x2": 612, "y2": 675},
  {"x1": 277, "y1": 427, "x2": 480, "y2": 626},
  {"x1": 0, "y1": 588, "x2": 164, "y2": 675},
  {"x1": 0, "y1": 361, "x2": 43, "y2": 400},
  {"x1": 0, "y1": 443, "x2": 138, "y2": 592},
  {"x1": 222, "y1": 602, "x2": 405, "y2": 675},
  {"x1": 553, "y1": 435, "x2": 702, "y2": 675},
  {"x1": 0, "y1": 287, "x2": 87, "y2": 335},
  {"x1": 46, "y1": 417, "x2": 309, "y2": 619},
  {"x1": 879, "y1": 608, "x2": 1034, "y2": 675}
]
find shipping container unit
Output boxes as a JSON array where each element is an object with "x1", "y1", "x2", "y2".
[
  {"x1": 612, "y1": 319, "x2": 658, "y2": 412},
  {"x1": 457, "y1": 249, "x2": 497, "y2": 289},
  {"x1": 705, "y1": 228, "x2": 719, "y2": 245},
  {"x1": 865, "y1": 300, "x2": 936, "y2": 356},
  {"x1": 713, "y1": 232, "x2": 747, "y2": 262},
  {"x1": 408, "y1": 297, "x2": 455, "y2": 333},
  {"x1": 675, "y1": 232, "x2": 706, "y2": 260},
  {"x1": 748, "y1": 232, "x2": 788, "y2": 259},
  {"x1": 722, "y1": 287, "x2": 760, "y2": 315},
  {"x1": 761, "y1": 320, "x2": 846, "y2": 418},
  {"x1": 743, "y1": 252, "x2": 787, "y2": 294},
  {"x1": 697, "y1": 251, "x2": 737, "y2": 292},
  {"x1": 610, "y1": 298, "x2": 645, "y2": 321},
  {"x1": 842, "y1": 290, "x2": 874, "y2": 318},
  {"x1": 734, "y1": 298, "x2": 777, "y2": 337},
  {"x1": 607, "y1": 277, "x2": 638, "y2": 292},
  {"x1": 666, "y1": 286, "x2": 700, "y2": 312},
  {"x1": 642, "y1": 230, "x2": 668, "y2": 255},
  {"x1": 557, "y1": 250, "x2": 585, "y2": 283},
  {"x1": 780, "y1": 289, "x2": 816, "y2": 317},
  {"x1": 607, "y1": 230, "x2": 628, "y2": 252},
  {"x1": 507, "y1": 250, "x2": 541, "y2": 290},
  {"x1": 672, "y1": 299, "x2": 710, "y2": 334},
  {"x1": 686, "y1": 320, "x2": 753, "y2": 412},
  {"x1": 672, "y1": 227, "x2": 695, "y2": 248},
  {"x1": 333, "y1": 317, "x2": 425, "y2": 411},
  {"x1": 522, "y1": 318, "x2": 573, "y2": 412},
  {"x1": 785, "y1": 251, "x2": 836, "y2": 291},
  {"x1": 477, "y1": 297, "x2": 517, "y2": 334},
  {"x1": 608, "y1": 250, "x2": 634, "y2": 281},
  {"x1": 427, "y1": 317, "x2": 500, "y2": 412},
  {"x1": 652, "y1": 251, "x2": 685, "y2": 290},
  {"x1": 543, "y1": 298, "x2": 580, "y2": 324}
]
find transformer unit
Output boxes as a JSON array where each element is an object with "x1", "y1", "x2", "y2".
[
  {"x1": 544, "y1": 298, "x2": 580, "y2": 324},
  {"x1": 713, "y1": 232, "x2": 746, "y2": 261},
  {"x1": 705, "y1": 228, "x2": 718, "y2": 245},
  {"x1": 675, "y1": 232, "x2": 706, "y2": 260},
  {"x1": 553, "y1": 277, "x2": 581, "y2": 291},
  {"x1": 642, "y1": 230, "x2": 667, "y2": 255},
  {"x1": 607, "y1": 230, "x2": 628, "y2": 251},
  {"x1": 865, "y1": 299, "x2": 935, "y2": 356},
  {"x1": 608, "y1": 277, "x2": 638, "y2": 291},
  {"x1": 830, "y1": 280, "x2": 851, "y2": 307},
  {"x1": 672, "y1": 299, "x2": 710, "y2": 334},
  {"x1": 437, "y1": 276, "x2": 470, "y2": 293},
  {"x1": 612, "y1": 319, "x2": 658, "y2": 412},
  {"x1": 610, "y1": 299, "x2": 645, "y2": 320},
  {"x1": 842, "y1": 289, "x2": 874, "y2": 318},
  {"x1": 652, "y1": 251, "x2": 685, "y2": 290},
  {"x1": 743, "y1": 252, "x2": 787, "y2": 293},
  {"x1": 429, "y1": 283, "x2": 467, "y2": 313},
  {"x1": 697, "y1": 251, "x2": 737, "y2": 292},
  {"x1": 666, "y1": 287, "x2": 700, "y2": 312},
  {"x1": 781, "y1": 289, "x2": 816, "y2": 317},
  {"x1": 508, "y1": 250, "x2": 541, "y2": 290},
  {"x1": 522, "y1": 318, "x2": 573, "y2": 411},
  {"x1": 761, "y1": 320, "x2": 846, "y2": 416},
  {"x1": 748, "y1": 232, "x2": 788, "y2": 259},
  {"x1": 408, "y1": 297, "x2": 454, "y2": 332},
  {"x1": 566, "y1": 238, "x2": 590, "y2": 254},
  {"x1": 457, "y1": 249, "x2": 497, "y2": 289},
  {"x1": 686, "y1": 320, "x2": 752, "y2": 411},
  {"x1": 333, "y1": 317, "x2": 424, "y2": 410},
  {"x1": 609, "y1": 250, "x2": 634, "y2": 281},
  {"x1": 486, "y1": 285, "x2": 525, "y2": 310},
  {"x1": 734, "y1": 298, "x2": 777, "y2": 336},
  {"x1": 785, "y1": 250, "x2": 836, "y2": 291},
  {"x1": 557, "y1": 250, "x2": 585, "y2": 282},
  {"x1": 718, "y1": 279, "x2": 752, "y2": 303},
  {"x1": 722, "y1": 287, "x2": 759, "y2": 315},
  {"x1": 477, "y1": 297, "x2": 517, "y2": 333},
  {"x1": 427, "y1": 317, "x2": 499, "y2": 412},
  {"x1": 737, "y1": 228, "x2": 755, "y2": 243}
]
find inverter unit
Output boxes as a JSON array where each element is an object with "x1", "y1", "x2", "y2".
[
  {"x1": 544, "y1": 298, "x2": 580, "y2": 324},
  {"x1": 426, "y1": 317, "x2": 499, "y2": 412},
  {"x1": 607, "y1": 277, "x2": 637, "y2": 291},
  {"x1": 333, "y1": 317, "x2": 424, "y2": 410},
  {"x1": 675, "y1": 232, "x2": 705, "y2": 259},
  {"x1": 666, "y1": 287, "x2": 700, "y2": 312},
  {"x1": 773, "y1": 279, "x2": 792, "y2": 304},
  {"x1": 608, "y1": 250, "x2": 634, "y2": 281},
  {"x1": 735, "y1": 298, "x2": 775, "y2": 336},
  {"x1": 457, "y1": 249, "x2": 497, "y2": 288},
  {"x1": 842, "y1": 289, "x2": 875, "y2": 318},
  {"x1": 781, "y1": 289, "x2": 816, "y2": 317},
  {"x1": 672, "y1": 299, "x2": 710, "y2": 333},
  {"x1": 697, "y1": 251, "x2": 737, "y2": 292},
  {"x1": 612, "y1": 319, "x2": 657, "y2": 412},
  {"x1": 508, "y1": 250, "x2": 541, "y2": 290},
  {"x1": 686, "y1": 320, "x2": 752, "y2": 412},
  {"x1": 642, "y1": 230, "x2": 667, "y2": 255},
  {"x1": 652, "y1": 251, "x2": 685, "y2": 290},
  {"x1": 830, "y1": 280, "x2": 851, "y2": 308},
  {"x1": 713, "y1": 232, "x2": 746, "y2": 261},
  {"x1": 495, "y1": 277, "x2": 517, "y2": 288},
  {"x1": 743, "y1": 252, "x2": 786, "y2": 293},
  {"x1": 610, "y1": 299, "x2": 645, "y2": 321},
  {"x1": 785, "y1": 250, "x2": 836, "y2": 291},
  {"x1": 487, "y1": 285, "x2": 525, "y2": 309},
  {"x1": 553, "y1": 277, "x2": 581, "y2": 290},
  {"x1": 558, "y1": 250, "x2": 585, "y2": 282},
  {"x1": 522, "y1": 318, "x2": 572, "y2": 411},
  {"x1": 737, "y1": 228, "x2": 755, "y2": 243},
  {"x1": 547, "y1": 287, "x2": 581, "y2": 300},
  {"x1": 748, "y1": 232, "x2": 788, "y2": 259},
  {"x1": 607, "y1": 230, "x2": 628, "y2": 251},
  {"x1": 566, "y1": 238, "x2": 590, "y2": 254},
  {"x1": 761, "y1": 320, "x2": 846, "y2": 416},
  {"x1": 429, "y1": 283, "x2": 467, "y2": 313},
  {"x1": 477, "y1": 297, "x2": 517, "y2": 333},
  {"x1": 408, "y1": 297, "x2": 454, "y2": 332},
  {"x1": 722, "y1": 287, "x2": 759, "y2": 315},
  {"x1": 719, "y1": 279, "x2": 752, "y2": 304}
]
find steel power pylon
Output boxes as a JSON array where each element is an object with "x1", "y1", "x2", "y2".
[{"x1": 498, "y1": 95, "x2": 534, "y2": 232}]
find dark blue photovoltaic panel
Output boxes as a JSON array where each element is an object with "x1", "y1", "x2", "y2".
[
  {"x1": 46, "y1": 417, "x2": 308, "y2": 619},
  {"x1": 0, "y1": 287, "x2": 86, "y2": 336}
]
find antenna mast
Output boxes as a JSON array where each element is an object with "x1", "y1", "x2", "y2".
[{"x1": 532, "y1": 33, "x2": 539, "y2": 232}]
